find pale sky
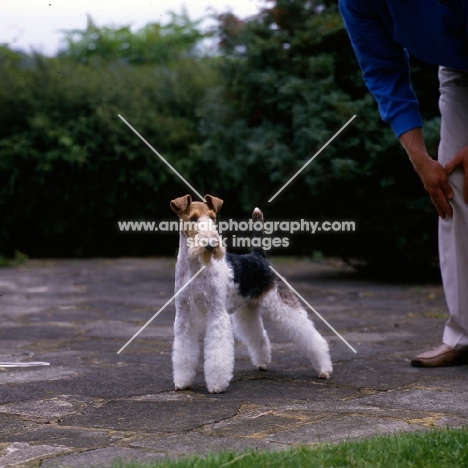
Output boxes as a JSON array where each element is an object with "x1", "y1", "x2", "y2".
[{"x1": 1, "y1": 0, "x2": 263, "y2": 56}]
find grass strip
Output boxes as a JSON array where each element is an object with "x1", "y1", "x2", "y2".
[{"x1": 115, "y1": 427, "x2": 468, "y2": 468}]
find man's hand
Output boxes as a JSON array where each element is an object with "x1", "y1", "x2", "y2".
[
  {"x1": 399, "y1": 128, "x2": 453, "y2": 218},
  {"x1": 445, "y1": 146, "x2": 468, "y2": 203},
  {"x1": 416, "y1": 157, "x2": 454, "y2": 218}
]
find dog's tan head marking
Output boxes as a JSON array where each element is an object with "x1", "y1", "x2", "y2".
[
  {"x1": 170, "y1": 194, "x2": 192, "y2": 215},
  {"x1": 170, "y1": 194, "x2": 223, "y2": 222},
  {"x1": 170, "y1": 194, "x2": 224, "y2": 250},
  {"x1": 204, "y1": 194, "x2": 223, "y2": 214}
]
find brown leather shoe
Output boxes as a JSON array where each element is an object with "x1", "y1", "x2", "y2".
[{"x1": 411, "y1": 344, "x2": 468, "y2": 367}]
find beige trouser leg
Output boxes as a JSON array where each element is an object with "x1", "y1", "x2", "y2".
[{"x1": 438, "y1": 67, "x2": 468, "y2": 350}]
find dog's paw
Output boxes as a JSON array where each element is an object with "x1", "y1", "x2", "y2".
[
  {"x1": 207, "y1": 384, "x2": 228, "y2": 394},
  {"x1": 318, "y1": 370, "x2": 332, "y2": 379},
  {"x1": 175, "y1": 385, "x2": 190, "y2": 391},
  {"x1": 258, "y1": 365, "x2": 268, "y2": 371}
]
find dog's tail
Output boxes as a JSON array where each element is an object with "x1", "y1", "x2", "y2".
[{"x1": 252, "y1": 207, "x2": 266, "y2": 258}]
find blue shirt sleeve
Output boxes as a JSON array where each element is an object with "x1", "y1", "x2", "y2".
[{"x1": 339, "y1": 0, "x2": 423, "y2": 137}]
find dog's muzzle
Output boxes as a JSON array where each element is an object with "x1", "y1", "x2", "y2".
[
  {"x1": 188, "y1": 231, "x2": 225, "y2": 262},
  {"x1": 205, "y1": 243, "x2": 216, "y2": 252}
]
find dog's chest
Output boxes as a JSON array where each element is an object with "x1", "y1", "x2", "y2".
[{"x1": 184, "y1": 260, "x2": 232, "y2": 308}]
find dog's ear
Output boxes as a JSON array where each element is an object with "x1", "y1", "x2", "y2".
[
  {"x1": 204, "y1": 194, "x2": 223, "y2": 213},
  {"x1": 170, "y1": 195, "x2": 192, "y2": 214}
]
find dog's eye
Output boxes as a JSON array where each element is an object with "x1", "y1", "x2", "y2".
[{"x1": 190, "y1": 216, "x2": 199, "y2": 222}]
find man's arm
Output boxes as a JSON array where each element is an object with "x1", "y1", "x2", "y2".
[
  {"x1": 339, "y1": 0, "x2": 453, "y2": 218},
  {"x1": 400, "y1": 128, "x2": 453, "y2": 218},
  {"x1": 339, "y1": 0, "x2": 422, "y2": 136}
]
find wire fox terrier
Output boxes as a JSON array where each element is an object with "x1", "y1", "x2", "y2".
[{"x1": 170, "y1": 194, "x2": 333, "y2": 394}]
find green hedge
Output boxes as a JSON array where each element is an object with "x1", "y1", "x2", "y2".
[
  {"x1": 195, "y1": 1, "x2": 441, "y2": 277},
  {"x1": 0, "y1": 46, "x2": 220, "y2": 257},
  {"x1": 0, "y1": 2, "x2": 443, "y2": 278}
]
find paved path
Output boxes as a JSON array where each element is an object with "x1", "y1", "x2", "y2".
[{"x1": 0, "y1": 258, "x2": 467, "y2": 467}]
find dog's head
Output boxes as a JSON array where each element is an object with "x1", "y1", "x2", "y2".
[{"x1": 170, "y1": 194, "x2": 225, "y2": 263}]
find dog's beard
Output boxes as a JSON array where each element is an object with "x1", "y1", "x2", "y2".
[{"x1": 187, "y1": 232, "x2": 225, "y2": 265}]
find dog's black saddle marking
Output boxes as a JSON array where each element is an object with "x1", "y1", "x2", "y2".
[{"x1": 226, "y1": 251, "x2": 275, "y2": 299}]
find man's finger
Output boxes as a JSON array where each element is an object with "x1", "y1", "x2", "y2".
[
  {"x1": 431, "y1": 188, "x2": 453, "y2": 218},
  {"x1": 462, "y1": 156, "x2": 468, "y2": 204},
  {"x1": 445, "y1": 153, "x2": 464, "y2": 175},
  {"x1": 439, "y1": 198, "x2": 453, "y2": 218},
  {"x1": 432, "y1": 197, "x2": 446, "y2": 219},
  {"x1": 464, "y1": 173, "x2": 468, "y2": 203},
  {"x1": 440, "y1": 177, "x2": 454, "y2": 200},
  {"x1": 444, "y1": 146, "x2": 468, "y2": 203}
]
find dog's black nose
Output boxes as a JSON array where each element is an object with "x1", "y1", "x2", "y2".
[{"x1": 205, "y1": 244, "x2": 215, "y2": 252}]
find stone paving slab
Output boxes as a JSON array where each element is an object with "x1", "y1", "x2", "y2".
[{"x1": 0, "y1": 258, "x2": 467, "y2": 467}]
